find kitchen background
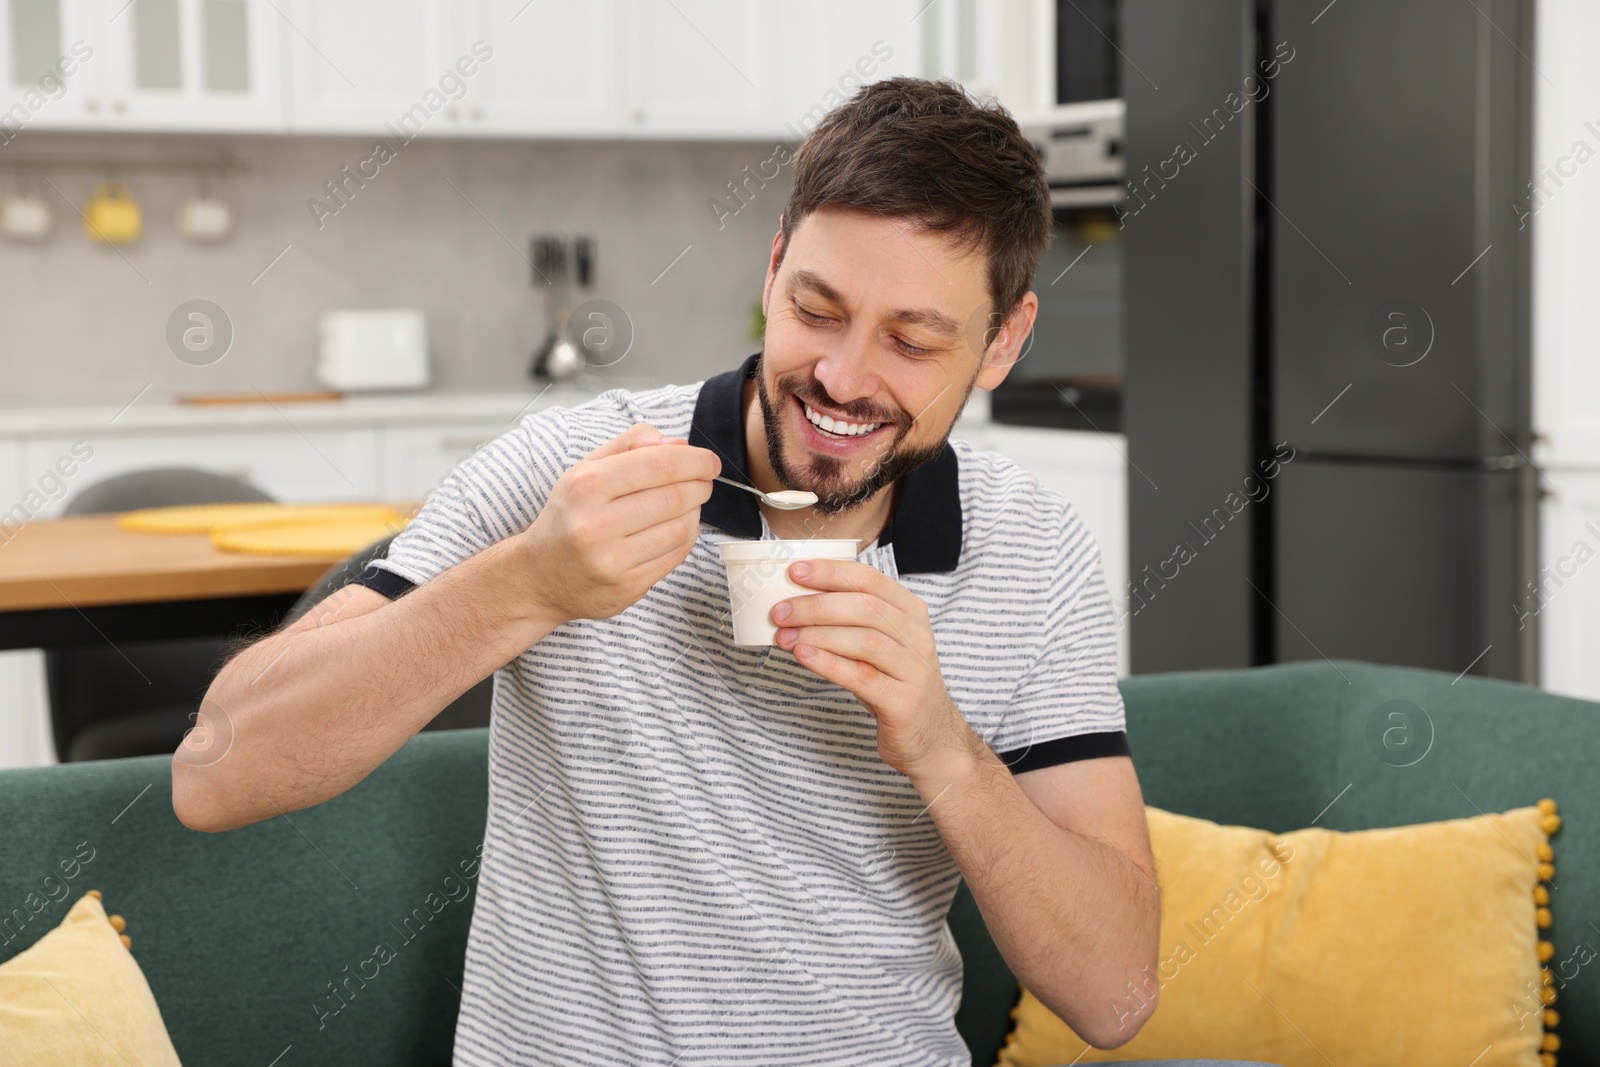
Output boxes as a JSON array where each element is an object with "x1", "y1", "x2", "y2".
[
  {"x1": 0, "y1": 0, "x2": 1129, "y2": 768},
  {"x1": 1, "y1": 0, "x2": 1597, "y2": 769},
  {"x1": 3, "y1": 132, "x2": 791, "y2": 399}
]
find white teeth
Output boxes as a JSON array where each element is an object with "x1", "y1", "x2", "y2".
[{"x1": 803, "y1": 401, "x2": 881, "y2": 437}]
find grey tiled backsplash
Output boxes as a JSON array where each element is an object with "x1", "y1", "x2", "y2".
[{"x1": 0, "y1": 131, "x2": 790, "y2": 402}]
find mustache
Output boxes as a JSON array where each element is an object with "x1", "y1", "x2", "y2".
[{"x1": 783, "y1": 380, "x2": 902, "y2": 427}]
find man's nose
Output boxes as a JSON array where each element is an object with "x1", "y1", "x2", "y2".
[{"x1": 812, "y1": 332, "x2": 883, "y2": 412}]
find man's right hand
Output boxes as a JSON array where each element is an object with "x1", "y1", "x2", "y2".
[
  {"x1": 520, "y1": 421, "x2": 722, "y2": 624},
  {"x1": 178, "y1": 420, "x2": 719, "y2": 833}
]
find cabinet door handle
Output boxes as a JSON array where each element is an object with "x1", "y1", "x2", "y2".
[{"x1": 437, "y1": 436, "x2": 486, "y2": 451}]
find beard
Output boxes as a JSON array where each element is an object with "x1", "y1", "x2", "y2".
[{"x1": 754, "y1": 358, "x2": 971, "y2": 517}]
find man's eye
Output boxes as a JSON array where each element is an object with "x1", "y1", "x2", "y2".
[
  {"x1": 794, "y1": 303, "x2": 831, "y2": 324},
  {"x1": 895, "y1": 337, "x2": 933, "y2": 356}
]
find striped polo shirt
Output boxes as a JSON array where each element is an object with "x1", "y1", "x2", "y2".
[{"x1": 355, "y1": 351, "x2": 1128, "y2": 1066}]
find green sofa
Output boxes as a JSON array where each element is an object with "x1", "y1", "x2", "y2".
[{"x1": 3, "y1": 661, "x2": 1596, "y2": 1065}]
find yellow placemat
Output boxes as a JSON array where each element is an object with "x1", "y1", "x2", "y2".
[
  {"x1": 118, "y1": 503, "x2": 402, "y2": 535},
  {"x1": 211, "y1": 519, "x2": 407, "y2": 557}
]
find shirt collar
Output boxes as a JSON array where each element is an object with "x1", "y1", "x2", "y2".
[{"x1": 687, "y1": 352, "x2": 963, "y2": 575}]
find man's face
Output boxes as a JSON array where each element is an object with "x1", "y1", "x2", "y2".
[{"x1": 757, "y1": 205, "x2": 1034, "y2": 516}]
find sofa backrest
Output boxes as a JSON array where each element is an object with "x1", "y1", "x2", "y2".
[
  {"x1": 4, "y1": 661, "x2": 1595, "y2": 1064},
  {"x1": 0, "y1": 728, "x2": 490, "y2": 1065},
  {"x1": 0, "y1": 726, "x2": 1022, "y2": 1065}
]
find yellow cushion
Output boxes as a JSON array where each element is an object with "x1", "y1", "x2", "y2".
[
  {"x1": 118, "y1": 502, "x2": 402, "y2": 535},
  {"x1": 0, "y1": 891, "x2": 181, "y2": 1066},
  {"x1": 997, "y1": 803, "x2": 1560, "y2": 1067}
]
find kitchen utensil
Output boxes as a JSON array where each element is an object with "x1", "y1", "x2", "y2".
[
  {"x1": 713, "y1": 476, "x2": 817, "y2": 510},
  {"x1": 84, "y1": 179, "x2": 142, "y2": 244},
  {"x1": 0, "y1": 186, "x2": 51, "y2": 242},
  {"x1": 531, "y1": 236, "x2": 584, "y2": 382},
  {"x1": 176, "y1": 192, "x2": 233, "y2": 242},
  {"x1": 541, "y1": 314, "x2": 584, "y2": 381},
  {"x1": 573, "y1": 236, "x2": 593, "y2": 294}
]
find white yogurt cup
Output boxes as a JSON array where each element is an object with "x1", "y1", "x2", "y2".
[{"x1": 716, "y1": 538, "x2": 862, "y2": 646}]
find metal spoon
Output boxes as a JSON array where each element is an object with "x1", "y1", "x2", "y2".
[{"x1": 714, "y1": 476, "x2": 817, "y2": 510}]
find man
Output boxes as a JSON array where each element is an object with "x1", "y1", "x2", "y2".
[{"x1": 175, "y1": 78, "x2": 1163, "y2": 1064}]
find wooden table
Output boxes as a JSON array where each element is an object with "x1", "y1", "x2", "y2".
[{"x1": 0, "y1": 513, "x2": 366, "y2": 650}]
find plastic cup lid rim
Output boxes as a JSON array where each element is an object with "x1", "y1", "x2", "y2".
[{"x1": 716, "y1": 538, "x2": 859, "y2": 562}]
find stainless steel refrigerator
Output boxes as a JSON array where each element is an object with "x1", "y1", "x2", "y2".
[{"x1": 1121, "y1": 0, "x2": 1537, "y2": 681}]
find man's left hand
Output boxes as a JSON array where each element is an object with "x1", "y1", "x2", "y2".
[{"x1": 772, "y1": 558, "x2": 981, "y2": 783}]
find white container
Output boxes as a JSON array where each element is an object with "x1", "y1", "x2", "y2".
[
  {"x1": 716, "y1": 538, "x2": 862, "y2": 646},
  {"x1": 175, "y1": 195, "x2": 234, "y2": 242},
  {"x1": 0, "y1": 192, "x2": 52, "y2": 242},
  {"x1": 317, "y1": 309, "x2": 429, "y2": 391}
]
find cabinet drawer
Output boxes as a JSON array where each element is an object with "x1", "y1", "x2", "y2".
[{"x1": 378, "y1": 422, "x2": 512, "y2": 500}]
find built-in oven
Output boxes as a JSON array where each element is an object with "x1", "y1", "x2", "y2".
[{"x1": 995, "y1": 104, "x2": 1126, "y2": 432}]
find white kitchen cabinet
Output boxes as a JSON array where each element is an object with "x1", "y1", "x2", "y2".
[
  {"x1": 92, "y1": 0, "x2": 284, "y2": 131},
  {"x1": 620, "y1": 0, "x2": 782, "y2": 139},
  {"x1": 377, "y1": 420, "x2": 508, "y2": 499},
  {"x1": 282, "y1": 0, "x2": 481, "y2": 135},
  {"x1": 0, "y1": 0, "x2": 103, "y2": 129},
  {"x1": 1537, "y1": 470, "x2": 1600, "y2": 703},
  {"x1": 0, "y1": 0, "x2": 285, "y2": 132},
  {"x1": 20, "y1": 427, "x2": 380, "y2": 516},
  {"x1": 918, "y1": 0, "x2": 1056, "y2": 117},
  {"x1": 7, "y1": 0, "x2": 1052, "y2": 140},
  {"x1": 470, "y1": 0, "x2": 622, "y2": 137},
  {"x1": 953, "y1": 423, "x2": 1130, "y2": 676},
  {"x1": 776, "y1": 0, "x2": 920, "y2": 137}
]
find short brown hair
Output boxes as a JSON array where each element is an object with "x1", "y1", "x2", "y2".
[{"x1": 780, "y1": 77, "x2": 1052, "y2": 319}]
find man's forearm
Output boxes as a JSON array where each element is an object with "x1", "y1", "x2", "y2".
[
  {"x1": 175, "y1": 536, "x2": 562, "y2": 832},
  {"x1": 909, "y1": 731, "x2": 1160, "y2": 1048}
]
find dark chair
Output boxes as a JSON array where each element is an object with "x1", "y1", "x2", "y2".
[
  {"x1": 285, "y1": 534, "x2": 493, "y2": 732},
  {"x1": 47, "y1": 468, "x2": 275, "y2": 762}
]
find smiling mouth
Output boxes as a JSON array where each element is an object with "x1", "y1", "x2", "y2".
[{"x1": 797, "y1": 397, "x2": 887, "y2": 439}]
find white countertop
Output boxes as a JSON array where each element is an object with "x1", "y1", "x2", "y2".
[
  {"x1": 0, "y1": 380, "x2": 641, "y2": 437},
  {"x1": 0, "y1": 379, "x2": 1001, "y2": 437}
]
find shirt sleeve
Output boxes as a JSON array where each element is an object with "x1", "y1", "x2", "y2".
[
  {"x1": 352, "y1": 405, "x2": 576, "y2": 598},
  {"x1": 983, "y1": 502, "x2": 1130, "y2": 774}
]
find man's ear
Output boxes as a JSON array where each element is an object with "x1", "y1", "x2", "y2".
[
  {"x1": 763, "y1": 220, "x2": 786, "y2": 317},
  {"x1": 975, "y1": 291, "x2": 1039, "y2": 390}
]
